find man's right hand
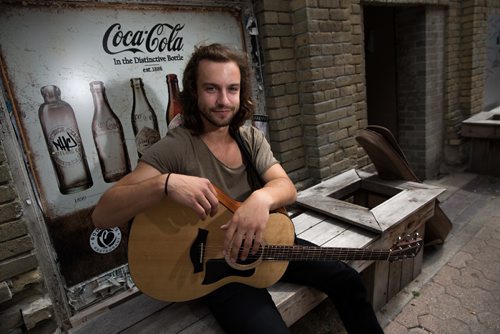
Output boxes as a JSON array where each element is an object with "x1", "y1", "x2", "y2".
[{"x1": 165, "y1": 174, "x2": 219, "y2": 220}]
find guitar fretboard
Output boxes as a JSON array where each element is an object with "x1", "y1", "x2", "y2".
[{"x1": 262, "y1": 245, "x2": 391, "y2": 261}]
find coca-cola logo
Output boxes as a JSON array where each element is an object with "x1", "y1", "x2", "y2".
[{"x1": 103, "y1": 23, "x2": 184, "y2": 55}]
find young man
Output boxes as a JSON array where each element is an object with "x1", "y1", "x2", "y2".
[{"x1": 92, "y1": 43, "x2": 383, "y2": 334}]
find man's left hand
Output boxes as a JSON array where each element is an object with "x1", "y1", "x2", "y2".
[{"x1": 221, "y1": 190, "x2": 271, "y2": 263}]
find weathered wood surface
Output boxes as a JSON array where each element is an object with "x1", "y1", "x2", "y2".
[
  {"x1": 122, "y1": 300, "x2": 214, "y2": 333},
  {"x1": 462, "y1": 111, "x2": 500, "y2": 139},
  {"x1": 296, "y1": 170, "x2": 381, "y2": 232},
  {"x1": 297, "y1": 169, "x2": 361, "y2": 198},
  {"x1": 296, "y1": 170, "x2": 445, "y2": 234},
  {"x1": 372, "y1": 187, "x2": 443, "y2": 231},
  {"x1": 71, "y1": 293, "x2": 171, "y2": 333},
  {"x1": 467, "y1": 138, "x2": 500, "y2": 176},
  {"x1": 296, "y1": 194, "x2": 382, "y2": 232}
]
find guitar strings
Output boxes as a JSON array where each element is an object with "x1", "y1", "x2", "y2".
[{"x1": 197, "y1": 245, "x2": 415, "y2": 261}]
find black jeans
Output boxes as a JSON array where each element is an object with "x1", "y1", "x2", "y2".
[{"x1": 202, "y1": 238, "x2": 384, "y2": 334}]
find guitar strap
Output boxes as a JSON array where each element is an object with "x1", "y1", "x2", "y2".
[
  {"x1": 231, "y1": 127, "x2": 289, "y2": 217},
  {"x1": 231, "y1": 127, "x2": 265, "y2": 191}
]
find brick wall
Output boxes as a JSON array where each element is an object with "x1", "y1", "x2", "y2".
[
  {"x1": 395, "y1": 7, "x2": 427, "y2": 178},
  {"x1": 425, "y1": 8, "x2": 445, "y2": 179},
  {"x1": 444, "y1": 0, "x2": 492, "y2": 167},
  {"x1": 394, "y1": 7, "x2": 445, "y2": 179},
  {"x1": 0, "y1": 140, "x2": 56, "y2": 332},
  {"x1": 254, "y1": 0, "x2": 366, "y2": 186},
  {"x1": 255, "y1": 0, "x2": 497, "y2": 182}
]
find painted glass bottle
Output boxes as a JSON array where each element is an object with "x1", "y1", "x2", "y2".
[
  {"x1": 165, "y1": 74, "x2": 183, "y2": 129},
  {"x1": 90, "y1": 81, "x2": 130, "y2": 182},
  {"x1": 39, "y1": 85, "x2": 93, "y2": 194},
  {"x1": 130, "y1": 78, "x2": 160, "y2": 156}
]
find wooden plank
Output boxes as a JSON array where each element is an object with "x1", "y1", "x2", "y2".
[
  {"x1": 291, "y1": 210, "x2": 327, "y2": 235},
  {"x1": 371, "y1": 261, "x2": 389, "y2": 311},
  {"x1": 322, "y1": 227, "x2": 379, "y2": 272},
  {"x1": 400, "y1": 224, "x2": 426, "y2": 288},
  {"x1": 122, "y1": 300, "x2": 212, "y2": 333},
  {"x1": 273, "y1": 284, "x2": 326, "y2": 327},
  {"x1": 401, "y1": 257, "x2": 415, "y2": 288},
  {"x1": 70, "y1": 288, "x2": 140, "y2": 328},
  {"x1": 297, "y1": 219, "x2": 349, "y2": 246},
  {"x1": 462, "y1": 111, "x2": 500, "y2": 139},
  {"x1": 322, "y1": 226, "x2": 376, "y2": 249},
  {"x1": 350, "y1": 259, "x2": 375, "y2": 274},
  {"x1": 360, "y1": 263, "x2": 376, "y2": 306},
  {"x1": 297, "y1": 169, "x2": 361, "y2": 198},
  {"x1": 179, "y1": 315, "x2": 222, "y2": 334},
  {"x1": 70, "y1": 293, "x2": 171, "y2": 334},
  {"x1": 413, "y1": 224, "x2": 425, "y2": 276},
  {"x1": 387, "y1": 261, "x2": 402, "y2": 300},
  {"x1": 268, "y1": 282, "x2": 301, "y2": 305},
  {"x1": 296, "y1": 194, "x2": 382, "y2": 232},
  {"x1": 363, "y1": 177, "x2": 446, "y2": 192},
  {"x1": 372, "y1": 188, "x2": 443, "y2": 231}
]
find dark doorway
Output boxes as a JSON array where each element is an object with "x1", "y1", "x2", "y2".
[
  {"x1": 363, "y1": 6, "x2": 398, "y2": 138},
  {"x1": 363, "y1": 6, "x2": 445, "y2": 180}
]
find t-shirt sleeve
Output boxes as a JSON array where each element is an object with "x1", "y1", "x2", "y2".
[
  {"x1": 139, "y1": 127, "x2": 187, "y2": 174},
  {"x1": 242, "y1": 126, "x2": 279, "y2": 176}
]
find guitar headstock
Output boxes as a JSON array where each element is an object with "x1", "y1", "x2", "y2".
[{"x1": 388, "y1": 233, "x2": 423, "y2": 262}]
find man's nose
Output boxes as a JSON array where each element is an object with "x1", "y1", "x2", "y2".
[{"x1": 217, "y1": 89, "x2": 230, "y2": 105}]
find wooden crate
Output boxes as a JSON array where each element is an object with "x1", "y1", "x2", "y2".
[{"x1": 462, "y1": 110, "x2": 500, "y2": 176}]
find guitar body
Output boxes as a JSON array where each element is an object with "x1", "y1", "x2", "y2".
[{"x1": 128, "y1": 196, "x2": 295, "y2": 302}]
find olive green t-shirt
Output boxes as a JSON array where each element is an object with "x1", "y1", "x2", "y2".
[{"x1": 140, "y1": 125, "x2": 278, "y2": 201}]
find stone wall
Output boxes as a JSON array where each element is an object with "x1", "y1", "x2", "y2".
[{"x1": 0, "y1": 141, "x2": 56, "y2": 333}]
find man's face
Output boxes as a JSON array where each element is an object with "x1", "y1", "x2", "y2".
[{"x1": 196, "y1": 59, "x2": 241, "y2": 131}]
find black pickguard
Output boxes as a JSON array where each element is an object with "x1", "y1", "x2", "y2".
[
  {"x1": 191, "y1": 228, "x2": 259, "y2": 285},
  {"x1": 202, "y1": 259, "x2": 255, "y2": 285}
]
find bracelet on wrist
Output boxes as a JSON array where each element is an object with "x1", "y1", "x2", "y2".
[{"x1": 164, "y1": 173, "x2": 172, "y2": 196}]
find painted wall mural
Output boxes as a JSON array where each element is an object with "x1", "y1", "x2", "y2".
[{"x1": 0, "y1": 2, "x2": 244, "y2": 288}]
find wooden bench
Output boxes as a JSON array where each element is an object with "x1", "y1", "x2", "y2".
[{"x1": 70, "y1": 170, "x2": 444, "y2": 333}]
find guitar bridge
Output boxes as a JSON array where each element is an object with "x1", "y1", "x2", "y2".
[{"x1": 190, "y1": 228, "x2": 208, "y2": 273}]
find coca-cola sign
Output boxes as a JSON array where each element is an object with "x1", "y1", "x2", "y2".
[
  {"x1": 103, "y1": 23, "x2": 184, "y2": 55},
  {"x1": 0, "y1": 3, "x2": 245, "y2": 287}
]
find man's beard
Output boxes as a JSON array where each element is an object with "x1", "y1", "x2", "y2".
[{"x1": 200, "y1": 107, "x2": 236, "y2": 128}]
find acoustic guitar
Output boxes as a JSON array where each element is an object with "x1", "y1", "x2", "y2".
[{"x1": 128, "y1": 186, "x2": 422, "y2": 302}]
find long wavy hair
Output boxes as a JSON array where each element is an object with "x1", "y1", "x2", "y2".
[{"x1": 180, "y1": 43, "x2": 255, "y2": 135}]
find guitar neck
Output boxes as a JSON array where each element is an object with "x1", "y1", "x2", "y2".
[{"x1": 263, "y1": 245, "x2": 390, "y2": 262}]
